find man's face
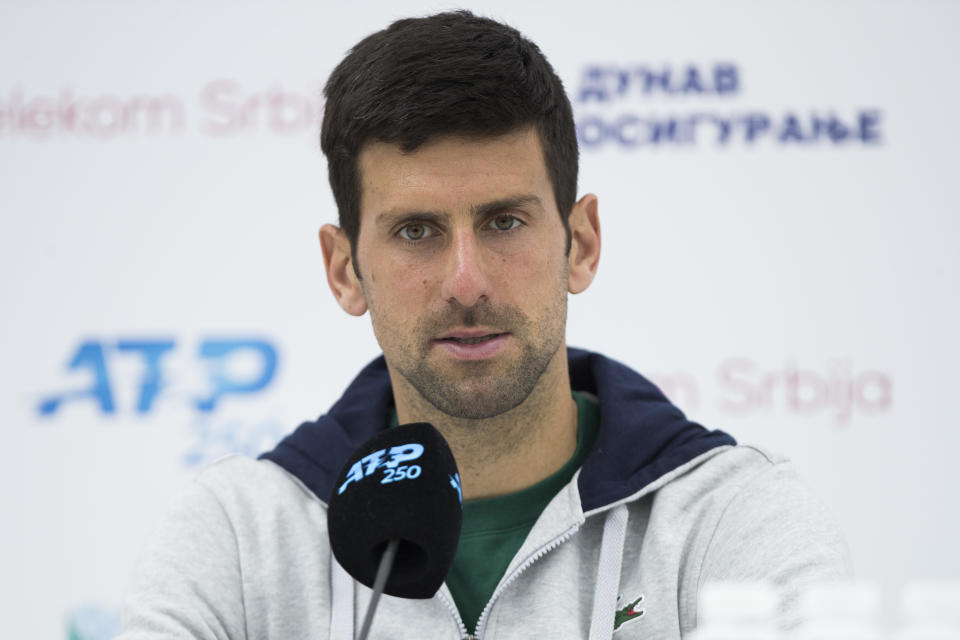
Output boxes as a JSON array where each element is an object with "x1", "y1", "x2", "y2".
[{"x1": 353, "y1": 128, "x2": 571, "y2": 419}]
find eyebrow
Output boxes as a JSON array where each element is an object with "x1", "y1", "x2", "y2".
[
  {"x1": 472, "y1": 194, "x2": 544, "y2": 218},
  {"x1": 375, "y1": 194, "x2": 545, "y2": 230}
]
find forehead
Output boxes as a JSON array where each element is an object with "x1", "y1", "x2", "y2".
[{"x1": 357, "y1": 127, "x2": 555, "y2": 217}]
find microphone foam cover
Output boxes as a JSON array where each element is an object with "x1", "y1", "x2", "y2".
[{"x1": 328, "y1": 422, "x2": 463, "y2": 599}]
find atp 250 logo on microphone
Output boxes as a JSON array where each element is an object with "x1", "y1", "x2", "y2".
[
  {"x1": 337, "y1": 443, "x2": 426, "y2": 495},
  {"x1": 35, "y1": 335, "x2": 287, "y2": 468}
]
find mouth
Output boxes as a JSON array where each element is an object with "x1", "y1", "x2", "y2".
[
  {"x1": 438, "y1": 333, "x2": 507, "y2": 345},
  {"x1": 436, "y1": 328, "x2": 508, "y2": 342},
  {"x1": 433, "y1": 330, "x2": 511, "y2": 360}
]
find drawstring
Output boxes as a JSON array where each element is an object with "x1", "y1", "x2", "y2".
[
  {"x1": 330, "y1": 555, "x2": 355, "y2": 639},
  {"x1": 588, "y1": 504, "x2": 629, "y2": 640}
]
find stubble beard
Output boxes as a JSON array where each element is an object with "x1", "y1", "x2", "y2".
[{"x1": 373, "y1": 292, "x2": 567, "y2": 421}]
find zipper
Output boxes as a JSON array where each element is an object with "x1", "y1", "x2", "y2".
[
  {"x1": 435, "y1": 587, "x2": 471, "y2": 640},
  {"x1": 472, "y1": 523, "x2": 582, "y2": 639}
]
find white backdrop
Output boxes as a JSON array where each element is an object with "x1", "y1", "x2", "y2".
[{"x1": 1, "y1": 1, "x2": 958, "y2": 637}]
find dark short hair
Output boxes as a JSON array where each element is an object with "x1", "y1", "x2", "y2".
[{"x1": 320, "y1": 10, "x2": 579, "y2": 271}]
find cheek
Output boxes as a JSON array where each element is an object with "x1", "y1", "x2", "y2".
[
  {"x1": 364, "y1": 261, "x2": 436, "y2": 315},
  {"x1": 504, "y1": 244, "x2": 567, "y2": 291}
]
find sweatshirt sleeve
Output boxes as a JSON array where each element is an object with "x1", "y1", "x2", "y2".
[
  {"x1": 695, "y1": 457, "x2": 853, "y2": 628},
  {"x1": 115, "y1": 477, "x2": 247, "y2": 640}
]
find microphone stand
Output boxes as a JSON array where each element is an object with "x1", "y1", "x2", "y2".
[{"x1": 357, "y1": 539, "x2": 400, "y2": 640}]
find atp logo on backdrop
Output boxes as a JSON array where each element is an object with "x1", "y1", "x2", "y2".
[
  {"x1": 37, "y1": 336, "x2": 286, "y2": 467},
  {"x1": 38, "y1": 337, "x2": 276, "y2": 416}
]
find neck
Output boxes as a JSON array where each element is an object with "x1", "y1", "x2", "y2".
[{"x1": 390, "y1": 346, "x2": 578, "y2": 501}]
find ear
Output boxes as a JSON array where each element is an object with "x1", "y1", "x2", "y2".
[
  {"x1": 567, "y1": 193, "x2": 601, "y2": 294},
  {"x1": 319, "y1": 224, "x2": 368, "y2": 316}
]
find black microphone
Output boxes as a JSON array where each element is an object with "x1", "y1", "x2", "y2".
[{"x1": 328, "y1": 422, "x2": 463, "y2": 606}]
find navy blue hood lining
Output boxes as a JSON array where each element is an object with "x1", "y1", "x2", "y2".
[{"x1": 260, "y1": 348, "x2": 735, "y2": 511}]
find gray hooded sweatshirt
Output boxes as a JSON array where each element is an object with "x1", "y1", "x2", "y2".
[{"x1": 117, "y1": 349, "x2": 850, "y2": 639}]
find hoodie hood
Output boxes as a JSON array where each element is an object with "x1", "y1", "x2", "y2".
[{"x1": 260, "y1": 347, "x2": 735, "y2": 512}]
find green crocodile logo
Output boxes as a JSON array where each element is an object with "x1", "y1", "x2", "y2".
[{"x1": 614, "y1": 593, "x2": 645, "y2": 631}]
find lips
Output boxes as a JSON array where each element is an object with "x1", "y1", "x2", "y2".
[
  {"x1": 439, "y1": 333, "x2": 505, "y2": 345},
  {"x1": 436, "y1": 328, "x2": 507, "y2": 342},
  {"x1": 433, "y1": 330, "x2": 511, "y2": 360}
]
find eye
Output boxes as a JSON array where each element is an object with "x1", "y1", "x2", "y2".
[
  {"x1": 398, "y1": 223, "x2": 433, "y2": 241},
  {"x1": 488, "y1": 215, "x2": 522, "y2": 231}
]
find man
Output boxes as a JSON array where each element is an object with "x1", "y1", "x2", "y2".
[{"x1": 119, "y1": 11, "x2": 849, "y2": 639}]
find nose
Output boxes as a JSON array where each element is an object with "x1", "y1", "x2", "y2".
[{"x1": 439, "y1": 227, "x2": 492, "y2": 308}]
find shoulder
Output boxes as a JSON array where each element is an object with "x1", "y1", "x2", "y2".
[
  {"x1": 194, "y1": 454, "x2": 324, "y2": 506},
  {"x1": 187, "y1": 454, "x2": 330, "y2": 538},
  {"x1": 118, "y1": 456, "x2": 334, "y2": 637},
  {"x1": 660, "y1": 445, "x2": 852, "y2": 628},
  {"x1": 678, "y1": 445, "x2": 843, "y2": 540},
  {"x1": 133, "y1": 455, "x2": 328, "y2": 559},
  {"x1": 649, "y1": 444, "x2": 822, "y2": 509},
  {"x1": 694, "y1": 445, "x2": 850, "y2": 573},
  {"x1": 653, "y1": 445, "x2": 849, "y2": 560},
  {"x1": 638, "y1": 445, "x2": 791, "y2": 516}
]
